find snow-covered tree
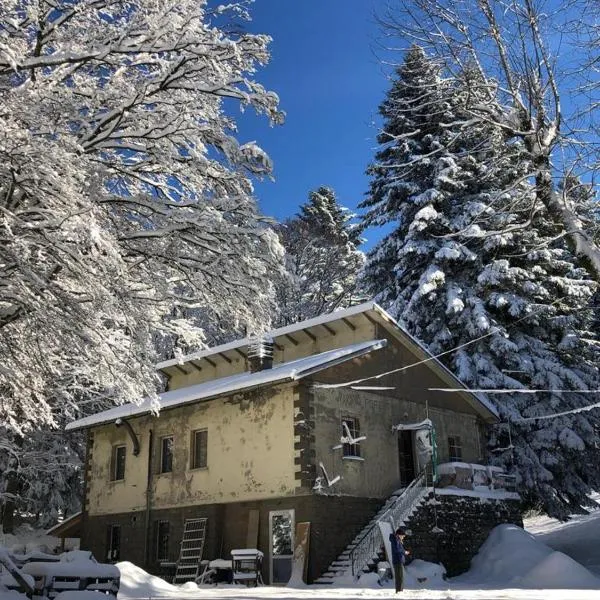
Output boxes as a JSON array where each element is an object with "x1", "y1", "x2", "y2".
[
  {"x1": 274, "y1": 186, "x2": 364, "y2": 326},
  {"x1": 381, "y1": 0, "x2": 600, "y2": 283},
  {"x1": 0, "y1": 0, "x2": 283, "y2": 530},
  {"x1": 361, "y1": 46, "x2": 600, "y2": 518}
]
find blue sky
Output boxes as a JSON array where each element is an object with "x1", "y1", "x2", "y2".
[{"x1": 233, "y1": 0, "x2": 392, "y2": 247}]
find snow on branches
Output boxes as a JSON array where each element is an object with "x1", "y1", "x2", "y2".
[
  {"x1": 0, "y1": 0, "x2": 284, "y2": 430},
  {"x1": 274, "y1": 186, "x2": 364, "y2": 326},
  {"x1": 361, "y1": 45, "x2": 600, "y2": 518},
  {"x1": 0, "y1": 0, "x2": 283, "y2": 525}
]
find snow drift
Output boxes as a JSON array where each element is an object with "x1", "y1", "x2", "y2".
[
  {"x1": 117, "y1": 562, "x2": 182, "y2": 598},
  {"x1": 460, "y1": 524, "x2": 600, "y2": 589}
]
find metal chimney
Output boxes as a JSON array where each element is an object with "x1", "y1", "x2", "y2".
[{"x1": 248, "y1": 336, "x2": 274, "y2": 372}]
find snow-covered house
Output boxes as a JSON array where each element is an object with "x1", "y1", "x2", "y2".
[{"x1": 66, "y1": 302, "x2": 519, "y2": 583}]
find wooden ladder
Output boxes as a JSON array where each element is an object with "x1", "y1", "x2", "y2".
[{"x1": 173, "y1": 518, "x2": 207, "y2": 584}]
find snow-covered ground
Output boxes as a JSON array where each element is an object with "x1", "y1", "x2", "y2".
[
  {"x1": 525, "y1": 492, "x2": 600, "y2": 577},
  {"x1": 0, "y1": 526, "x2": 76, "y2": 556},
  {"x1": 112, "y1": 506, "x2": 600, "y2": 600}
]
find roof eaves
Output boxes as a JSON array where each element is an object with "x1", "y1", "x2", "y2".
[
  {"x1": 67, "y1": 338, "x2": 386, "y2": 432},
  {"x1": 370, "y1": 304, "x2": 499, "y2": 422},
  {"x1": 65, "y1": 372, "x2": 296, "y2": 432},
  {"x1": 155, "y1": 301, "x2": 379, "y2": 371}
]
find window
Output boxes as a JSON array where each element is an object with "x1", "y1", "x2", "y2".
[
  {"x1": 156, "y1": 520, "x2": 170, "y2": 561},
  {"x1": 160, "y1": 436, "x2": 174, "y2": 473},
  {"x1": 111, "y1": 445, "x2": 126, "y2": 481},
  {"x1": 106, "y1": 524, "x2": 121, "y2": 562},
  {"x1": 191, "y1": 430, "x2": 208, "y2": 469},
  {"x1": 448, "y1": 436, "x2": 463, "y2": 462},
  {"x1": 342, "y1": 417, "x2": 360, "y2": 458}
]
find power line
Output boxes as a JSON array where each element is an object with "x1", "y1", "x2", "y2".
[
  {"x1": 314, "y1": 297, "x2": 567, "y2": 390},
  {"x1": 513, "y1": 401, "x2": 600, "y2": 422},
  {"x1": 429, "y1": 388, "x2": 600, "y2": 394},
  {"x1": 313, "y1": 326, "x2": 502, "y2": 389}
]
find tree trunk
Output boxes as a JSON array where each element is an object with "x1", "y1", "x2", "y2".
[
  {"x1": 533, "y1": 152, "x2": 600, "y2": 282},
  {"x1": 1, "y1": 474, "x2": 18, "y2": 534}
]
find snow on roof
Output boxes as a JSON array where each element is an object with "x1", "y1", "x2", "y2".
[
  {"x1": 156, "y1": 301, "x2": 382, "y2": 370},
  {"x1": 66, "y1": 339, "x2": 387, "y2": 431},
  {"x1": 46, "y1": 511, "x2": 82, "y2": 537}
]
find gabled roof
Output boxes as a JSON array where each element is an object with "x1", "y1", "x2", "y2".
[
  {"x1": 46, "y1": 512, "x2": 82, "y2": 538},
  {"x1": 156, "y1": 301, "x2": 385, "y2": 377},
  {"x1": 65, "y1": 339, "x2": 387, "y2": 431},
  {"x1": 157, "y1": 301, "x2": 499, "y2": 422}
]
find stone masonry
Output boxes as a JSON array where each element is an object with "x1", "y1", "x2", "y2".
[{"x1": 404, "y1": 492, "x2": 523, "y2": 576}]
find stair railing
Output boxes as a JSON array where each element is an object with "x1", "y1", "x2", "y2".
[{"x1": 349, "y1": 464, "x2": 432, "y2": 577}]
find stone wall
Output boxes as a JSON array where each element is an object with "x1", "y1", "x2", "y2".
[{"x1": 404, "y1": 492, "x2": 523, "y2": 576}]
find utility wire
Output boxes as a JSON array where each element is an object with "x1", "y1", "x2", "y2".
[
  {"x1": 314, "y1": 297, "x2": 567, "y2": 390},
  {"x1": 429, "y1": 388, "x2": 600, "y2": 394}
]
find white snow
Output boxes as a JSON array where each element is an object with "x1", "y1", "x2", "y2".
[
  {"x1": 112, "y1": 556, "x2": 600, "y2": 600},
  {"x1": 392, "y1": 418, "x2": 433, "y2": 431},
  {"x1": 107, "y1": 504, "x2": 600, "y2": 600},
  {"x1": 456, "y1": 523, "x2": 600, "y2": 590},
  {"x1": 0, "y1": 524, "x2": 74, "y2": 555},
  {"x1": 434, "y1": 487, "x2": 520, "y2": 500},
  {"x1": 5, "y1": 497, "x2": 600, "y2": 600},
  {"x1": 117, "y1": 561, "x2": 180, "y2": 597},
  {"x1": 66, "y1": 340, "x2": 387, "y2": 431},
  {"x1": 525, "y1": 492, "x2": 600, "y2": 576}
]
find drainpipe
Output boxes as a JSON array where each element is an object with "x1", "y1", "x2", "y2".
[{"x1": 143, "y1": 429, "x2": 154, "y2": 568}]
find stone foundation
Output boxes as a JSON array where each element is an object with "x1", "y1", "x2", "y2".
[{"x1": 404, "y1": 490, "x2": 523, "y2": 576}]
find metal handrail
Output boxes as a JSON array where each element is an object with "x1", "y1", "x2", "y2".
[{"x1": 349, "y1": 464, "x2": 432, "y2": 577}]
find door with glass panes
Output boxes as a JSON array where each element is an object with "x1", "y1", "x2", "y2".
[{"x1": 269, "y1": 509, "x2": 294, "y2": 584}]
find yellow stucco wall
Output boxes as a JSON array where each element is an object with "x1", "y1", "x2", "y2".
[
  {"x1": 87, "y1": 385, "x2": 297, "y2": 516},
  {"x1": 166, "y1": 320, "x2": 376, "y2": 390}
]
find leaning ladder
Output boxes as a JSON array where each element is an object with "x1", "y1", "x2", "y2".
[{"x1": 173, "y1": 518, "x2": 208, "y2": 584}]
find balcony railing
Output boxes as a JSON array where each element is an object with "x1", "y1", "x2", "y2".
[{"x1": 349, "y1": 463, "x2": 432, "y2": 577}]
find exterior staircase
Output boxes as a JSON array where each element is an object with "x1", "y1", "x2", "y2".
[{"x1": 314, "y1": 467, "x2": 432, "y2": 584}]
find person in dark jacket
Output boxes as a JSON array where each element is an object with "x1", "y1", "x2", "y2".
[{"x1": 389, "y1": 527, "x2": 409, "y2": 592}]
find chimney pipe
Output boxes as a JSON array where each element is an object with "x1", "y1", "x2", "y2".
[{"x1": 248, "y1": 337, "x2": 274, "y2": 372}]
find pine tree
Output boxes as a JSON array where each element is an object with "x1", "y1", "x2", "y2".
[
  {"x1": 361, "y1": 46, "x2": 600, "y2": 518},
  {"x1": 275, "y1": 187, "x2": 364, "y2": 326}
]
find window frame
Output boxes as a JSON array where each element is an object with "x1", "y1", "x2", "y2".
[
  {"x1": 106, "y1": 524, "x2": 121, "y2": 562},
  {"x1": 448, "y1": 435, "x2": 463, "y2": 462},
  {"x1": 341, "y1": 416, "x2": 361, "y2": 458},
  {"x1": 159, "y1": 435, "x2": 174, "y2": 474},
  {"x1": 111, "y1": 445, "x2": 126, "y2": 481},
  {"x1": 190, "y1": 429, "x2": 208, "y2": 470},
  {"x1": 156, "y1": 520, "x2": 170, "y2": 562}
]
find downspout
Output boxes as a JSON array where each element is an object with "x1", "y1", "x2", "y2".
[{"x1": 143, "y1": 429, "x2": 153, "y2": 568}]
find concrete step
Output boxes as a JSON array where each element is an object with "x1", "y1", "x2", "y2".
[
  {"x1": 317, "y1": 572, "x2": 337, "y2": 579},
  {"x1": 327, "y1": 567, "x2": 349, "y2": 574}
]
